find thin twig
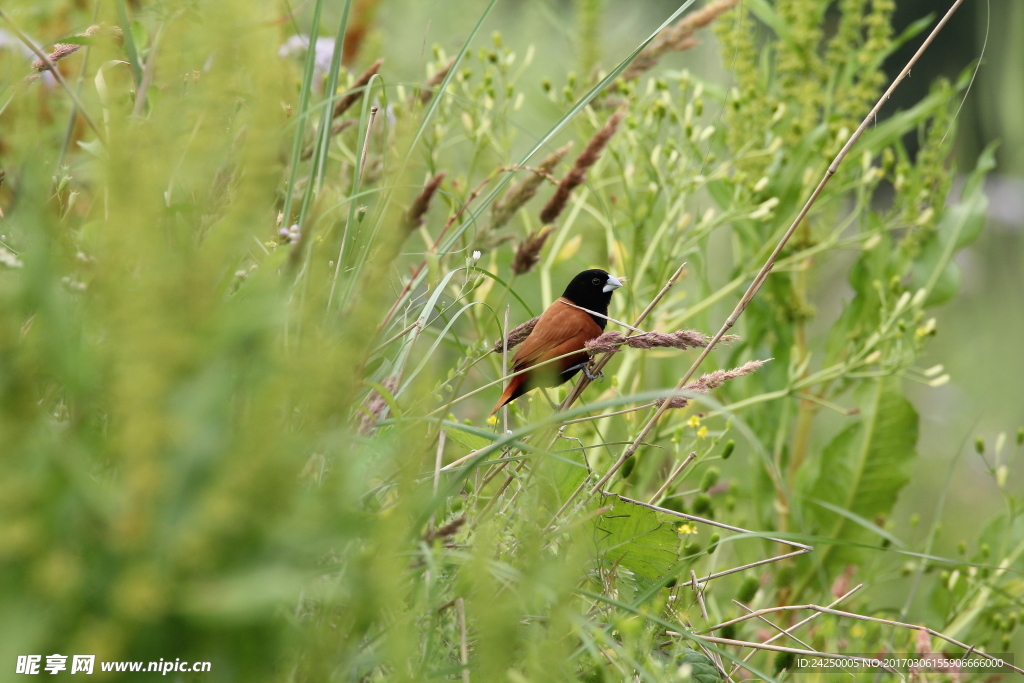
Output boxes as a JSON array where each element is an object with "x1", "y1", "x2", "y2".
[
  {"x1": 582, "y1": 0, "x2": 969, "y2": 501},
  {"x1": 725, "y1": 584, "x2": 863, "y2": 678},
  {"x1": 734, "y1": 600, "x2": 815, "y2": 652},
  {"x1": 676, "y1": 634, "x2": 900, "y2": 675},
  {"x1": 648, "y1": 451, "x2": 696, "y2": 504},
  {"x1": 557, "y1": 299, "x2": 645, "y2": 333},
  {"x1": 359, "y1": 106, "x2": 378, "y2": 180},
  {"x1": 703, "y1": 604, "x2": 1023, "y2": 675}
]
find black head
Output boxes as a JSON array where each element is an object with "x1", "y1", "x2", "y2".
[{"x1": 561, "y1": 269, "x2": 624, "y2": 327}]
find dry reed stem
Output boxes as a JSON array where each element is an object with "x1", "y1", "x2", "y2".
[
  {"x1": 681, "y1": 634, "x2": 900, "y2": 675},
  {"x1": 734, "y1": 600, "x2": 815, "y2": 652},
  {"x1": 583, "y1": 0, "x2": 968, "y2": 502},
  {"x1": 419, "y1": 56, "x2": 457, "y2": 104},
  {"x1": 491, "y1": 144, "x2": 572, "y2": 230},
  {"x1": 539, "y1": 108, "x2": 624, "y2": 224},
  {"x1": 510, "y1": 226, "x2": 554, "y2": 275},
  {"x1": 725, "y1": 585, "x2": 863, "y2": 678},
  {"x1": 622, "y1": 0, "x2": 737, "y2": 80},
  {"x1": 333, "y1": 58, "x2": 383, "y2": 118},
  {"x1": 647, "y1": 451, "x2": 696, "y2": 504},
  {"x1": 704, "y1": 604, "x2": 1023, "y2": 675},
  {"x1": 402, "y1": 172, "x2": 445, "y2": 233}
]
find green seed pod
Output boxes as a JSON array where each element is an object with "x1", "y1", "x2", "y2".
[
  {"x1": 721, "y1": 439, "x2": 735, "y2": 460},
  {"x1": 775, "y1": 565, "x2": 795, "y2": 588},
  {"x1": 620, "y1": 456, "x2": 636, "y2": 480},
  {"x1": 720, "y1": 623, "x2": 736, "y2": 640},
  {"x1": 737, "y1": 576, "x2": 759, "y2": 603},
  {"x1": 700, "y1": 467, "x2": 720, "y2": 492},
  {"x1": 773, "y1": 651, "x2": 795, "y2": 675},
  {"x1": 661, "y1": 496, "x2": 686, "y2": 514},
  {"x1": 683, "y1": 539, "x2": 702, "y2": 555},
  {"x1": 707, "y1": 532, "x2": 720, "y2": 554},
  {"x1": 692, "y1": 493, "x2": 712, "y2": 516},
  {"x1": 975, "y1": 437, "x2": 985, "y2": 454},
  {"x1": 1017, "y1": 426, "x2": 1024, "y2": 445}
]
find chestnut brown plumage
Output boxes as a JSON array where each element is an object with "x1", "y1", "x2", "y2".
[{"x1": 491, "y1": 269, "x2": 623, "y2": 414}]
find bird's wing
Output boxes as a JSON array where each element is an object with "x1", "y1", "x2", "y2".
[{"x1": 511, "y1": 298, "x2": 602, "y2": 370}]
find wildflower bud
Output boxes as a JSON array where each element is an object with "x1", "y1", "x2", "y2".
[
  {"x1": 692, "y1": 493, "x2": 712, "y2": 516},
  {"x1": 721, "y1": 439, "x2": 735, "y2": 460},
  {"x1": 707, "y1": 532, "x2": 720, "y2": 554},
  {"x1": 773, "y1": 652, "x2": 795, "y2": 676},
  {"x1": 1017, "y1": 426, "x2": 1024, "y2": 445},
  {"x1": 975, "y1": 437, "x2": 985, "y2": 454},
  {"x1": 737, "y1": 576, "x2": 759, "y2": 603},
  {"x1": 957, "y1": 540, "x2": 966, "y2": 556},
  {"x1": 901, "y1": 562, "x2": 915, "y2": 576},
  {"x1": 996, "y1": 465, "x2": 1008, "y2": 488},
  {"x1": 700, "y1": 467, "x2": 720, "y2": 492}
]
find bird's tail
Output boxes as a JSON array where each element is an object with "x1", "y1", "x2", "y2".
[{"x1": 490, "y1": 374, "x2": 525, "y2": 416}]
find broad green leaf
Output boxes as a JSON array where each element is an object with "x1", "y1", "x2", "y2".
[
  {"x1": 594, "y1": 495, "x2": 680, "y2": 579},
  {"x1": 678, "y1": 648, "x2": 723, "y2": 683},
  {"x1": 804, "y1": 377, "x2": 918, "y2": 572},
  {"x1": 447, "y1": 427, "x2": 492, "y2": 452}
]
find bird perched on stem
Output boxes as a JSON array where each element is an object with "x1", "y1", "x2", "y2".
[{"x1": 491, "y1": 269, "x2": 623, "y2": 415}]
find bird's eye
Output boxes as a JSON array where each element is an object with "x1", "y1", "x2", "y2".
[{"x1": 592, "y1": 278, "x2": 601, "y2": 286}]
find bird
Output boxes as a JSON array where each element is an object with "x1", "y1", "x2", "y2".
[{"x1": 491, "y1": 268, "x2": 623, "y2": 415}]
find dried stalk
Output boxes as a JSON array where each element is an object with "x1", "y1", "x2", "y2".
[
  {"x1": 704, "y1": 603, "x2": 1022, "y2": 675},
  {"x1": 725, "y1": 584, "x2": 863, "y2": 678}
]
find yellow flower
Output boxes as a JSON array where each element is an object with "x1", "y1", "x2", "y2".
[
  {"x1": 678, "y1": 523, "x2": 698, "y2": 535},
  {"x1": 485, "y1": 415, "x2": 498, "y2": 426},
  {"x1": 687, "y1": 415, "x2": 701, "y2": 428},
  {"x1": 697, "y1": 426, "x2": 708, "y2": 439}
]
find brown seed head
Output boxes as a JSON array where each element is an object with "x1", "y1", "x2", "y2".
[
  {"x1": 333, "y1": 58, "x2": 384, "y2": 118},
  {"x1": 539, "y1": 108, "x2": 624, "y2": 224},
  {"x1": 510, "y1": 226, "x2": 554, "y2": 275}
]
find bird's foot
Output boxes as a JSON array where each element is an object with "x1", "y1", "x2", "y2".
[{"x1": 583, "y1": 365, "x2": 604, "y2": 382}]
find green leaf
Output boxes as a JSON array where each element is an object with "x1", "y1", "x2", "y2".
[
  {"x1": 114, "y1": 0, "x2": 142, "y2": 86},
  {"x1": 677, "y1": 648, "x2": 723, "y2": 683},
  {"x1": 804, "y1": 377, "x2": 918, "y2": 572},
  {"x1": 447, "y1": 426, "x2": 492, "y2": 452},
  {"x1": 594, "y1": 495, "x2": 680, "y2": 579}
]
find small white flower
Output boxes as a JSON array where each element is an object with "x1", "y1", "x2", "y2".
[{"x1": 472, "y1": 250, "x2": 481, "y2": 261}]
